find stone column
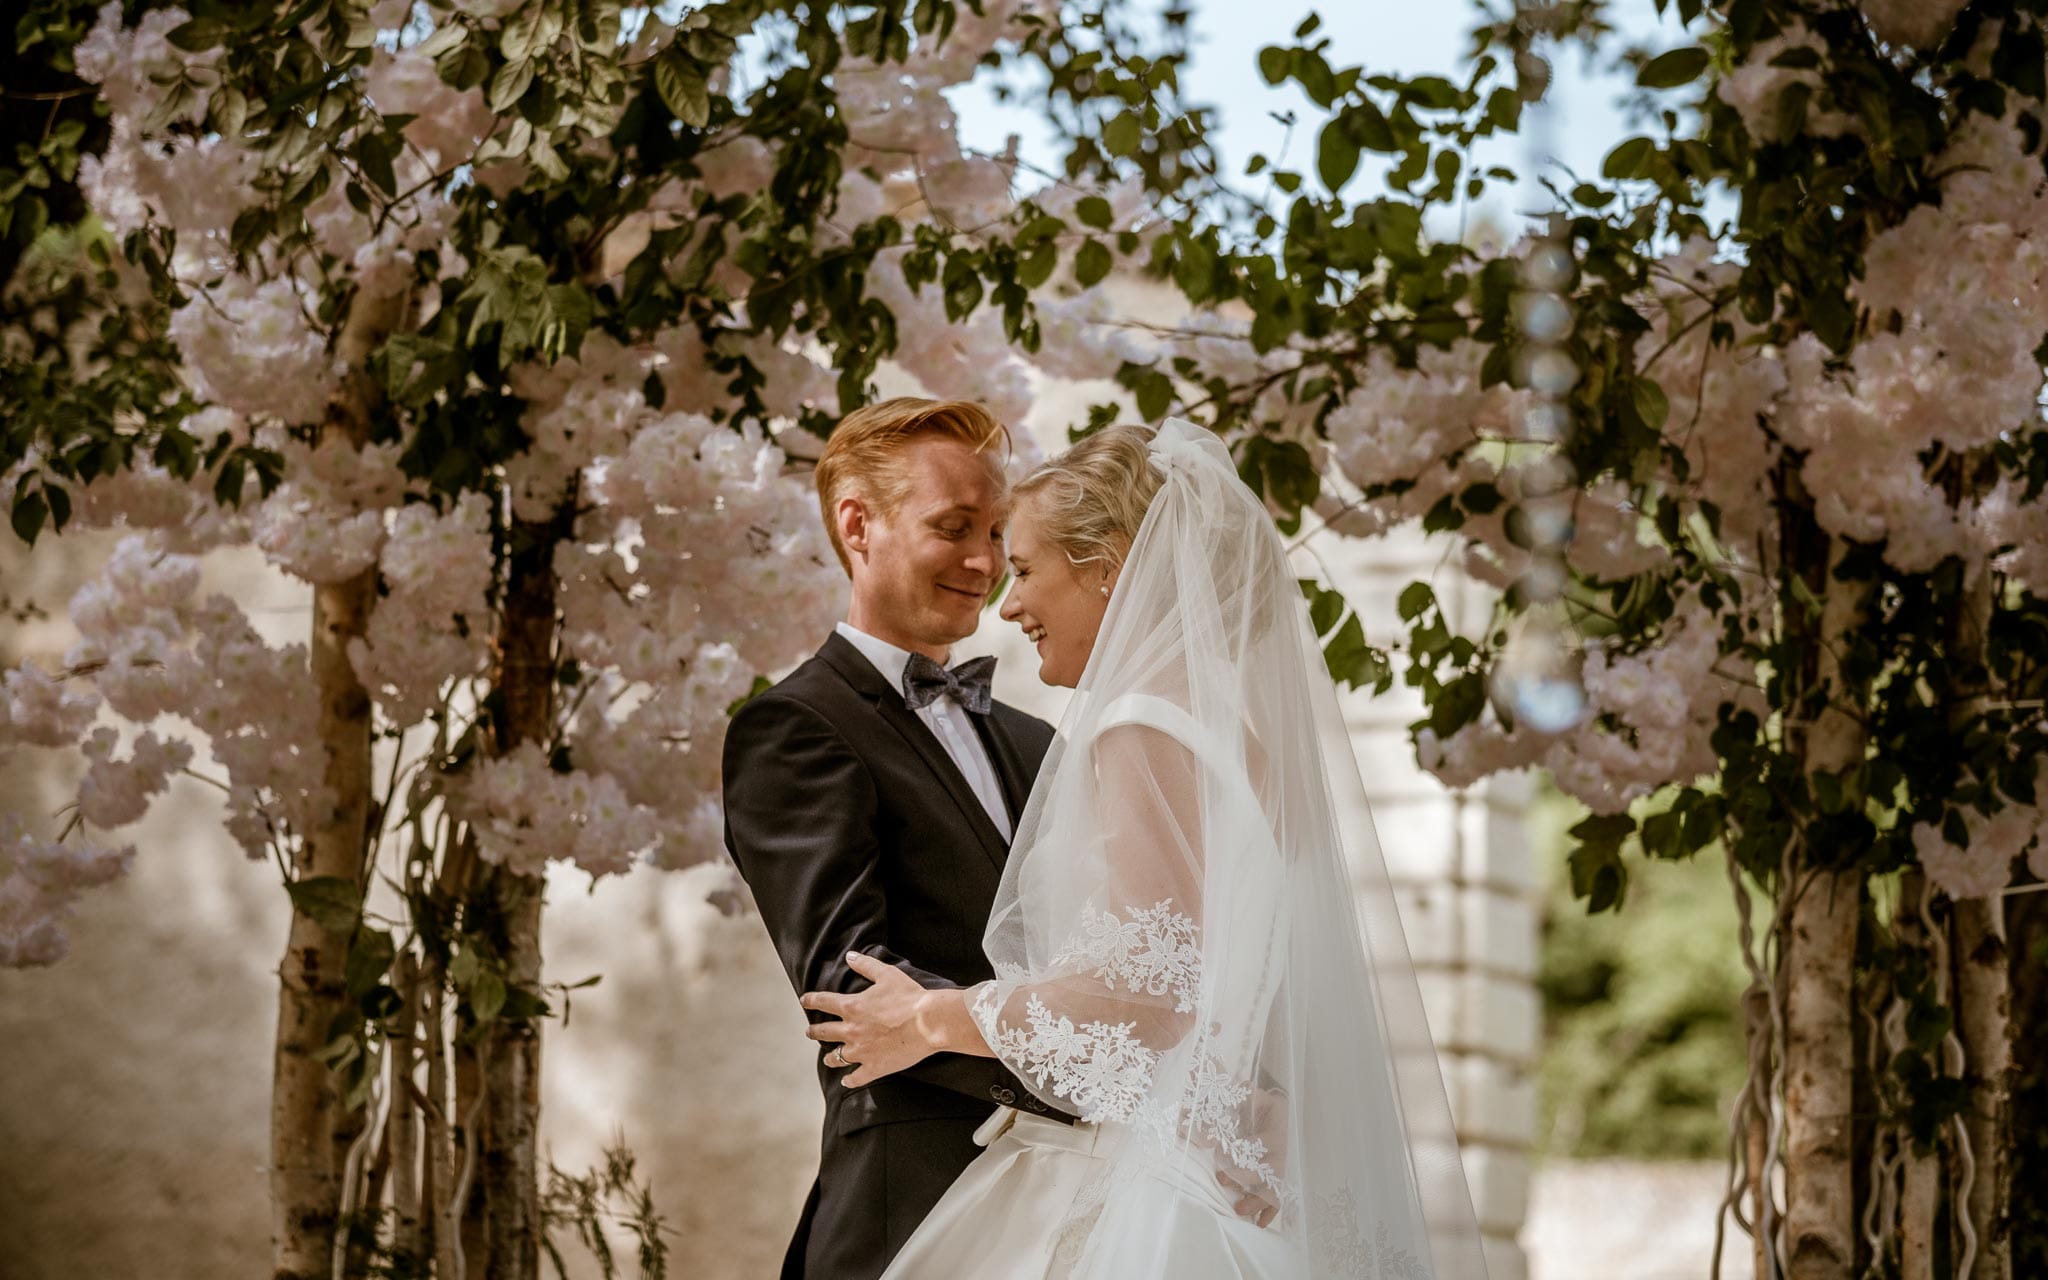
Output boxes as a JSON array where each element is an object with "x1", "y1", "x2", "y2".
[{"x1": 1328, "y1": 526, "x2": 1539, "y2": 1280}]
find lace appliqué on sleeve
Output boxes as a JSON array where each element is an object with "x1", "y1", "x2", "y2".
[
  {"x1": 973, "y1": 988, "x2": 1160, "y2": 1123},
  {"x1": 976, "y1": 901, "x2": 1292, "y2": 1211},
  {"x1": 1051, "y1": 898, "x2": 1203, "y2": 1012}
]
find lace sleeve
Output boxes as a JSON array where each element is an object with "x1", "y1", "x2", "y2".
[{"x1": 969, "y1": 717, "x2": 1208, "y2": 1121}]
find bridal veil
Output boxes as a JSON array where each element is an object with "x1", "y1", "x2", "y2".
[{"x1": 966, "y1": 417, "x2": 1490, "y2": 1276}]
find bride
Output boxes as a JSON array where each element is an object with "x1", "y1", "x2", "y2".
[{"x1": 800, "y1": 418, "x2": 1489, "y2": 1278}]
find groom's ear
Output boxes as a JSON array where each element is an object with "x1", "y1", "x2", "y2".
[{"x1": 836, "y1": 494, "x2": 872, "y2": 560}]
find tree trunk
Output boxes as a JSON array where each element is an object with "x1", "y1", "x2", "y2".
[
  {"x1": 427, "y1": 975, "x2": 458, "y2": 1280},
  {"x1": 1743, "y1": 984, "x2": 1775, "y2": 1280},
  {"x1": 1944, "y1": 529, "x2": 2010, "y2": 1280},
  {"x1": 270, "y1": 280, "x2": 410, "y2": 1280},
  {"x1": 2006, "y1": 888, "x2": 2048, "y2": 1280},
  {"x1": 1954, "y1": 897, "x2": 2011, "y2": 1279},
  {"x1": 1784, "y1": 868, "x2": 1861, "y2": 1279},
  {"x1": 1780, "y1": 497, "x2": 1867, "y2": 1280},
  {"x1": 389, "y1": 952, "x2": 423, "y2": 1270},
  {"x1": 468, "y1": 498, "x2": 573, "y2": 1280},
  {"x1": 1893, "y1": 875, "x2": 1942, "y2": 1280}
]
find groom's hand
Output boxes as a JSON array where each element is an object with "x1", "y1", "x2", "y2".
[{"x1": 800, "y1": 952, "x2": 942, "y2": 1089}]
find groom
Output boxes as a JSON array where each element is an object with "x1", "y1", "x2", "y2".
[{"x1": 721, "y1": 397, "x2": 1073, "y2": 1280}]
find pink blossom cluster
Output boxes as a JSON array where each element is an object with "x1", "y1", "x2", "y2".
[
  {"x1": 0, "y1": 814, "x2": 135, "y2": 967},
  {"x1": 77, "y1": 727, "x2": 192, "y2": 828},
  {"x1": 1029, "y1": 285, "x2": 1157, "y2": 383},
  {"x1": 71, "y1": 3, "x2": 214, "y2": 123},
  {"x1": 1417, "y1": 590, "x2": 1755, "y2": 814},
  {"x1": 0, "y1": 529, "x2": 341, "y2": 960},
  {"x1": 866, "y1": 257, "x2": 1035, "y2": 426},
  {"x1": 60, "y1": 535, "x2": 334, "y2": 859},
  {"x1": 2, "y1": 661, "x2": 101, "y2": 748},
  {"x1": 1636, "y1": 242, "x2": 1785, "y2": 554},
  {"x1": 1912, "y1": 791, "x2": 2048, "y2": 902},
  {"x1": 1774, "y1": 109, "x2": 2048, "y2": 575},
  {"x1": 1715, "y1": 24, "x2": 1858, "y2": 143},
  {"x1": 444, "y1": 741, "x2": 665, "y2": 879},
  {"x1": 168, "y1": 276, "x2": 339, "y2": 427},
  {"x1": 347, "y1": 492, "x2": 497, "y2": 727},
  {"x1": 1859, "y1": 0, "x2": 1971, "y2": 49},
  {"x1": 249, "y1": 431, "x2": 411, "y2": 585},
  {"x1": 363, "y1": 45, "x2": 495, "y2": 170}
]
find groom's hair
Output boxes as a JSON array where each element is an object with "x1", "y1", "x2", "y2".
[{"x1": 815, "y1": 397, "x2": 1011, "y2": 573}]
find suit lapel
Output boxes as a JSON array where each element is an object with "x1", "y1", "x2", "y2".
[
  {"x1": 971, "y1": 710, "x2": 1032, "y2": 831},
  {"x1": 817, "y1": 633, "x2": 1011, "y2": 871}
]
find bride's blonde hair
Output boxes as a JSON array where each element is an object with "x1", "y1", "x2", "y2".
[{"x1": 1011, "y1": 425, "x2": 1164, "y2": 574}]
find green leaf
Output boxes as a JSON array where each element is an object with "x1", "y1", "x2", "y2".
[
  {"x1": 1074, "y1": 238, "x2": 1113, "y2": 288},
  {"x1": 1397, "y1": 582, "x2": 1436, "y2": 622},
  {"x1": 487, "y1": 58, "x2": 535, "y2": 113},
  {"x1": 1323, "y1": 613, "x2": 1385, "y2": 691},
  {"x1": 346, "y1": 928, "x2": 397, "y2": 998},
  {"x1": 1133, "y1": 368, "x2": 1173, "y2": 421},
  {"x1": 1601, "y1": 136, "x2": 1656, "y2": 181},
  {"x1": 1429, "y1": 672, "x2": 1488, "y2": 738},
  {"x1": 1567, "y1": 843, "x2": 1629, "y2": 913},
  {"x1": 166, "y1": 17, "x2": 228, "y2": 51},
  {"x1": 1173, "y1": 235, "x2": 1214, "y2": 302},
  {"x1": 1566, "y1": 811, "x2": 1636, "y2": 912},
  {"x1": 1317, "y1": 121, "x2": 1360, "y2": 193},
  {"x1": 1075, "y1": 195, "x2": 1113, "y2": 230},
  {"x1": 1301, "y1": 579, "x2": 1346, "y2": 636},
  {"x1": 11, "y1": 489, "x2": 48, "y2": 545},
  {"x1": 418, "y1": 21, "x2": 468, "y2": 58},
  {"x1": 1405, "y1": 76, "x2": 1462, "y2": 110},
  {"x1": 1641, "y1": 809, "x2": 1685, "y2": 859},
  {"x1": 207, "y1": 86, "x2": 249, "y2": 140},
  {"x1": 1102, "y1": 111, "x2": 1143, "y2": 158},
  {"x1": 357, "y1": 133, "x2": 397, "y2": 198},
  {"x1": 498, "y1": 4, "x2": 546, "y2": 61},
  {"x1": 1350, "y1": 99, "x2": 1397, "y2": 153},
  {"x1": 1637, "y1": 46, "x2": 1710, "y2": 90},
  {"x1": 653, "y1": 46, "x2": 711, "y2": 127},
  {"x1": 287, "y1": 876, "x2": 361, "y2": 934},
  {"x1": 1257, "y1": 46, "x2": 1289, "y2": 87},
  {"x1": 1632, "y1": 378, "x2": 1670, "y2": 432},
  {"x1": 470, "y1": 972, "x2": 507, "y2": 1024}
]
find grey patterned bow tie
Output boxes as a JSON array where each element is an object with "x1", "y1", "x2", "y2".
[{"x1": 902, "y1": 653, "x2": 996, "y2": 715}]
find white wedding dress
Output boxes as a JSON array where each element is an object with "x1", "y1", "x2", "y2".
[{"x1": 881, "y1": 420, "x2": 1488, "y2": 1279}]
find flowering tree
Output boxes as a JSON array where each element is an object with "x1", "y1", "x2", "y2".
[
  {"x1": 0, "y1": 1, "x2": 1210, "y2": 1275},
  {"x1": 1079, "y1": 1, "x2": 2048, "y2": 1276}
]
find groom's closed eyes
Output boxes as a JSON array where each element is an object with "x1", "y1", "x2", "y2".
[{"x1": 926, "y1": 506, "x2": 1005, "y2": 544}]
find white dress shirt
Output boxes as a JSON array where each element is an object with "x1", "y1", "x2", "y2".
[{"x1": 836, "y1": 622, "x2": 1012, "y2": 839}]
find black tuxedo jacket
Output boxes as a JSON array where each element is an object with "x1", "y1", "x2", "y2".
[{"x1": 721, "y1": 630, "x2": 1068, "y2": 1280}]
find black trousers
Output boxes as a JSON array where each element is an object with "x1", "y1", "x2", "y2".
[{"x1": 781, "y1": 1113, "x2": 987, "y2": 1280}]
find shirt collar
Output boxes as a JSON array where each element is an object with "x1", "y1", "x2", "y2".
[{"x1": 835, "y1": 621, "x2": 951, "y2": 704}]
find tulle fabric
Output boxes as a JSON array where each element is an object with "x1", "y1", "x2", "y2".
[{"x1": 948, "y1": 418, "x2": 1488, "y2": 1276}]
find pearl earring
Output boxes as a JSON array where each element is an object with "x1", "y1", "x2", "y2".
[{"x1": 1100, "y1": 585, "x2": 1111, "y2": 597}]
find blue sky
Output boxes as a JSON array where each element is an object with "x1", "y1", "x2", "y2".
[{"x1": 952, "y1": 0, "x2": 1688, "y2": 240}]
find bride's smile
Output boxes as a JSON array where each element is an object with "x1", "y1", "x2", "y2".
[{"x1": 998, "y1": 503, "x2": 1118, "y2": 690}]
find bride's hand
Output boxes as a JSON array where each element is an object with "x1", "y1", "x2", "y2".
[
  {"x1": 1215, "y1": 1085, "x2": 1289, "y2": 1229},
  {"x1": 800, "y1": 952, "x2": 947, "y2": 1088}
]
